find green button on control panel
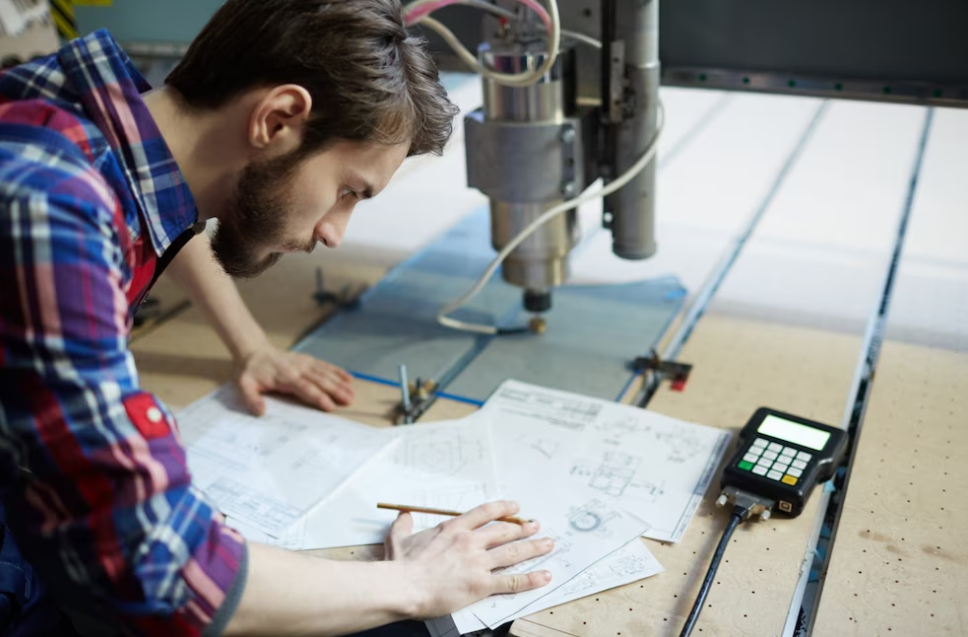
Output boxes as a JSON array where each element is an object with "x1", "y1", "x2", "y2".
[{"x1": 738, "y1": 460, "x2": 754, "y2": 471}]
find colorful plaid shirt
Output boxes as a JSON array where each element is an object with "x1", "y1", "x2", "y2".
[{"x1": 0, "y1": 31, "x2": 246, "y2": 636}]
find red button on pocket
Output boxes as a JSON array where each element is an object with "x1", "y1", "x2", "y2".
[{"x1": 123, "y1": 392, "x2": 171, "y2": 440}]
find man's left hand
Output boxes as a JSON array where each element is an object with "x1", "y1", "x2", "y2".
[{"x1": 235, "y1": 343, "x2": 355, "y2": 416}]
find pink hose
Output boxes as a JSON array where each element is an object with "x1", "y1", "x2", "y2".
[{"x1": 404, "y1": 0, "x2": 552, "y2": 32}]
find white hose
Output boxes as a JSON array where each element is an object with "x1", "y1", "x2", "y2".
[
  {"x1": 409, "y1": 0, "x2": 561, "y2": 88},
  {"x1": 437, "y1": 100, "x2": 666, "y2": 335}
]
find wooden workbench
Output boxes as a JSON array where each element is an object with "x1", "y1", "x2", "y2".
[
  {"x1": 130, "y1": 89, "x2": 965, "y2": 637},
  {"x1": 812, "y1": 108, "x2": 968, "y2": 636}
]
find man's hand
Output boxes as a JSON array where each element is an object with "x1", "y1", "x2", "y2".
[
  {"x1": 236, "y1": 343, "x2": 356, "y2": 416},
  {"x1": 384, "y1": 501, "x2": 555, "y2": 619}
]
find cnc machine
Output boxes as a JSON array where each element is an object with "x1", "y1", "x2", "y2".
[{"x1": 460, "y1": 0, "x2": 659, "y2": 315}]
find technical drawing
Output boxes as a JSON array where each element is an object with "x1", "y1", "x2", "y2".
[
  {"x1": 599, "y1": 415, "x2": 653, "y2": 438},
  {"x1": 206, "y1": 477, "x2": 302, "y2": 535},
  {"x1": 572, "y1": 451, "x2": 642, "y2": 497},
  {"x1": 394, "y1": 433, "x2": 485, "y2": 477},
  {"x1": 653, "y1": 428, "x2": 707, "y2": 464},
  {"x1": 496, "y1": 386, "x2": 603, "y2": 432},
  {"x1": 569, "y1": 509, "x2": 602, "y2": 532},
  {"x1": 530, "y1": 437, "x2": 560, "y2": 460},
  {"x1": 564, "y1": 499, "x2": 627, "y2": 540},
  {"x1": 589, "y1": 452, "x2": 640, "y2": 497},
  {"x1": 608, "y1": 554, "x2": 651, "y2": 578},
  {"x1": 559, "y1": 570, "x2": 596, "y2": 595},
  {"x1": 405, "y1": 482, "x2": 493, "y2": 531}
]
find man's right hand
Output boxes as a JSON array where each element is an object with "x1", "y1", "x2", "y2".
[
  {"x1": 226, "y1": 501, "x2": 555, "y2": 636},
  {"x1": 384, "y1": 500, "x2": 555, "y2": 619}
]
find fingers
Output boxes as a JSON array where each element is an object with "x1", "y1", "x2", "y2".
[
  {"x1": 290, "y1": 378, "x2": 337, "y2": 412},
  {"x1": 307, "y1": 369, "x2": 355, "y2": 406},
  {"x1": 385, "y1": 512, "x2": 414, "y2": 560},
  {"x1": 450, "y1": 501, "x2": 523, "y2": 532},
  {"x1": 493, "y1": 570, "x2": 553, "y2": 596},
  {"x1": 389, "y1": 511, "x2": 414, "y2": 537},
  {"x1": 488, "y1": 537, "x2": 555, "y2": 571},
  {"x1": 237, "y1": 374, "x2": 266, "y2": 417},
  {"x1": 303, "y1": 355, "x2": 354, "y2": 387},
  {"x1": 475, "y1": 519, "x2": 540, "y2": 549}
]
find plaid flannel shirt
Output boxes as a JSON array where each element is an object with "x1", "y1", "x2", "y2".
[{"x1": 0, "y1": 30, "x2": 246, "y2": 636}]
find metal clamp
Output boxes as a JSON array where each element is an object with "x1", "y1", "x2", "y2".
[
  {"x1": 631, "y1": 349, "x2": 693, "y2": 392},
  {"x1": 395, "y1": 364, "x2": 438, "y2": 425}
]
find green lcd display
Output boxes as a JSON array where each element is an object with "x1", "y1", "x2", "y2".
[{"x1": 758, "y1": 415, "x2": 831, "y2": 451}]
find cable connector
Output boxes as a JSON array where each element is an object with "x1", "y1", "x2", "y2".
[
  {"x1": 679, "y1": 487, "x2": 775, "y2": 637},
  {"x1": 716, "y1": 486, "x2": 775, "y2": 521}
]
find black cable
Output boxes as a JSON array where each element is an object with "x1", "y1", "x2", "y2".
[{"x1": 679, "y1": 505, "x2": 748, "y2": 637}]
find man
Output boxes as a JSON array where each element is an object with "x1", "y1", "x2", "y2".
[{"x1": 0, "y1": 1, "x2": 554, "y2": 635}]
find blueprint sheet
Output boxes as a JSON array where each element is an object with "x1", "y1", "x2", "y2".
[
  {"x1": 484, "y1": 380, "x2": 732, "y2": 543},
  {"x1": 427, "y1": 538, "x2": 664, "y2": 637},
  {"x1": 231, "y1": 412, "x2": 500, "y2": 550},
  {"x1": 178, "y1": 386, "x2": 394, "y2": 537},
  {"x1": 465, "y1": 498, "x2": 650, "y2": 629}
]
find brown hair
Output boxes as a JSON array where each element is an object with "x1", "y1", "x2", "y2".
[{"x1": 165, "y1": 0, "x2": 457, "y2": 157}]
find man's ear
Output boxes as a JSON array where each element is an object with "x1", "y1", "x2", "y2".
[{"x1": 248, "y1": 84, "x2": 313, "y2": 154}]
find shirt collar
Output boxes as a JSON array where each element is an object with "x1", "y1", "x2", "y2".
[{"x1": 58, "y1": 29, "x2": 198, "y2": 256}]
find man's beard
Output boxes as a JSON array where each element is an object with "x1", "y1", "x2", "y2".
[{"x1": 210, "y1": 152, "x2": 304, "y2": 279}]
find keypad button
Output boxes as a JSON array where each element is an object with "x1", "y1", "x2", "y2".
[
  {"x1": 738, "y1": 461, "x2": 754, "y2": 471},
  {"x1": 780, "y1": 447, "x2": 796, "y2": 458},
  {"x1": 796, "y1": 451, "x2": 813, "y2": 462},
  {"x1": 792, "y1": 459, "x2": 808, "y2": 470},
  {"x1": 773, "y1": 462, "x2": 790, "y2": 473},
  {"x1": 763, "y1": 451, "x2": 778, "y2": 461},
  {"x1": 767, "y1": 470, "x2": 783, "y2": 480},
  {"x1": 756, "y1": 462, "x2": 772, "y2": 473},
  {"x1": 752, "y1": 466, "x2": 768, "y2": 476},
  {"x1": 752, "y1": 438, "x2": 768, "y2": 449},
  {"x1": 782, "y1": 475, "x2": 798, "y2": 485},
  {"x1": 743, "y1": 453, "x2": 760, "y2": 464},
  {"x1": 767, "y1": 442, "x2": 783, "y2": 452},
  {"x1": 788, "y1": 467, "x2": 803, "y2": 478}
]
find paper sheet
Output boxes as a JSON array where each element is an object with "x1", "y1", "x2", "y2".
[
  {"x1": 428, "y1": 538, "x2": 664, "y2": 636},
  {"x1": 178, "y1": 386, "x2": 394, "y2": 537},
  {"x1": 484, "y1": 380, "x2": 732, "y2": 543},
  {"x1": 465, "y1": 498, "x2": 650, "y2": 629},
  {"x1": 258, "y1": 412, "x2": 500, "y2": 550}
]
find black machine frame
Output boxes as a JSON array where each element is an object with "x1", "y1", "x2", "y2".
[{"x1": 419, "y1": 0, "x2": 968, "y2": 108}]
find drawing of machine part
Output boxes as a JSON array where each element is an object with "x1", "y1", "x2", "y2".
[
  {"x1": 608, "y1": 553, "x2": 651, "y2": 578},
  {"x1": 529, "y1": 437, "x2": 561, "y2": 460},
  {"x1": 395, "y1": 434, "x2": 485, "y2": 477},
  {"x1": 566, "y1": 499, "x2": 630, "y2": 538},
  {"x1": 656, "y1": 430, "x2": 705, "y2": 463},
  {"x1": 571, "y1": 451, "x2": 641, "y2": 497}
]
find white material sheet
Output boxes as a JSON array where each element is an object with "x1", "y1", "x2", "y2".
[
  {"x1": 428, "y1": 538, "x2": 664, "y2": 636},
  {"x1": 484, "y1": 380, "x2": 732, "y2": 543},
  {"x1": 178, "y1": 386, "x2": 394, "y2": 537},
  {"x1": 466, "y1": 498, "x2": 651, "y2": 629},
  {"x1": 253, "y1": 412, "x2": 500, "y2": 550}
]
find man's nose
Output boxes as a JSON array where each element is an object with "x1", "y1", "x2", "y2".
[{"x1": 317, "y1": 214, "x2": 348, "y2": 249}]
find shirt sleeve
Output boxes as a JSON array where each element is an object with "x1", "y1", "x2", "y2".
[{"x1": 0, "y1": 189, "x2": 247, "y2": 636}]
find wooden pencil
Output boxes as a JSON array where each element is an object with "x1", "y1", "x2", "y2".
[{"x1": 376, "y1": 502, "x2": 529, "y2": 525}]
